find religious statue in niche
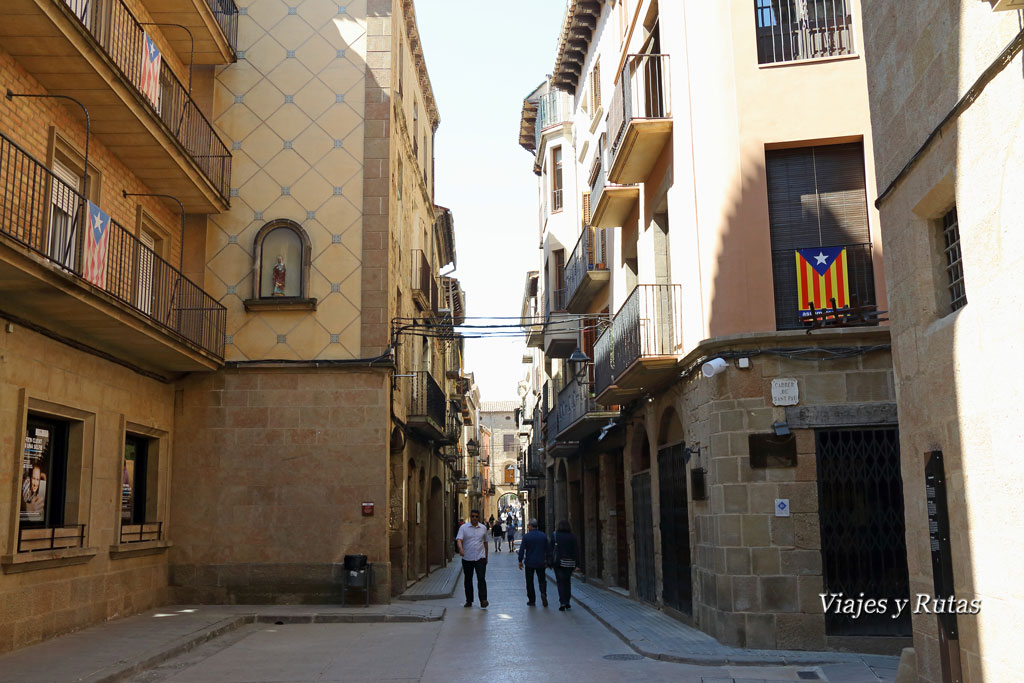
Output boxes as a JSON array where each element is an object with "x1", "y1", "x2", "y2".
[{"x1": 271, "y1": 255, "x2": 286, "y2": 296}]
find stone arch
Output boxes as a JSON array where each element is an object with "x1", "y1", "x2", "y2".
[
  {"x1": 657, "y1": 406, "x2": 684, "y2": 447},
  {"x1": 250, "y1": 218, "x2": 312, "y2": 299},
  {"x1": 629, "y1": 422, "x2": 652, "y2": 473}
]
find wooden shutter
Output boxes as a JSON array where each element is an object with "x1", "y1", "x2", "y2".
[
  {"x1": 137, "y1": 230, "x2": 155, "y2": 314},
  {"x1": 49, "y1": 160, "x2": 81, "y2": 268},
  {"x1": 582, "y1": 191, "x2": 591, "y2": 226},
  {"x1": 590, "y1": 62, "x2": 602, "y2": 112},
  {"x1": 765, "y1": 142, "x2": 874, "y2": 329}
]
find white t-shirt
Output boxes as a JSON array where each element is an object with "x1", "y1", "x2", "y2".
[{"x1": 456, "y1": 522, "x2": 489, "y2": 561}]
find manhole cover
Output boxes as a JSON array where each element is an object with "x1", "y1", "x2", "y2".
[{"x1": 602, "y1": 654, "x2": 643, "y2": 661}]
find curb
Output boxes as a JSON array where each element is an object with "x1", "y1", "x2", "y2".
[
  {"x1": 397, "y1": 566, "x2": 462, "y2": 601},
  {"x1": 557, "y1": 573, "x2": 876, "y2": 668}
]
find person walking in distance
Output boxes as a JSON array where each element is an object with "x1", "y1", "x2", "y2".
[
  {"x1": 491, "y1": 517, "x2": 504, "y2": 552},
  {"x1": 506, "y1": 516, "x2": 516, "y2": 552},
  {"x1": 552, "y1": 519, "x2": 580, "y2": 611},
  {"x1": 517, "y1": 519, "x2": 549, "y2": 607},
  {"x1": 456, "y1": 509, "x2": 489, "y2": 608}
]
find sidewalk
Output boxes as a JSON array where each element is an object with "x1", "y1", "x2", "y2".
[
  {"x1": 0, "y1": 603, "x2": 443, "y2": 683},
  {"x1": 558, "y1": 573, "x2": 899, "y2": 674},
  {"x1": 398, "y1": 560, "x2": 462, "y2": 600}
]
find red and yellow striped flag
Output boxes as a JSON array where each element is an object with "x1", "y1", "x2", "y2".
[{"x1": 795, "y1": 247, "x2": 849, "y2": 319}]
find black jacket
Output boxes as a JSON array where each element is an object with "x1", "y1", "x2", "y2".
[{"x1": 552, "y1": 531, "x2": 579, "y2": 567}]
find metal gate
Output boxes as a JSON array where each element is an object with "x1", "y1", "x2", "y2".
[
  {"x1": 658, "y1": 443, "x2": 692, "y2": 614},
  {"x1": 816, "y1": 428, "x2": 911, "y2": 636},
  {"x1": 631, "y1": 472, "x2": 656, "y2": 604}
]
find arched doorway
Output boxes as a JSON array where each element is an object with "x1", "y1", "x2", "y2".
[
  {"x1": 657, "y1": 406, "x2": 692, "y2": 615},
  {"x1": 428, "y1": 476, "x2": 444, "y2": 568},
  {"x1": 630, "y1": 424, "x2": 656, "y2": 603},
  {"x1": 497, "y1": 492, "x2": 521, "y2": 523},
  {"x1": 554, "y1": 460, "x2": 569, "y2": 524},
  {"x1": 405, "y1": 459, "x2": 416, "y2": 584}
]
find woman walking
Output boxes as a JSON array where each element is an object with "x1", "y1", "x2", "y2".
[
  {"x1": 506, "y1": 517, "x2": 516, "y2": 552},
  {"x1": 551, "y1": 519, "x2": 579, "y2": 611},
  {"x1": 492, "y1": 517, "x2": 504, "y2": 552}
]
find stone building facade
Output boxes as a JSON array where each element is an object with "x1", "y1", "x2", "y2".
[
  {"x1": 480, "y1": 401, "x2": 521, "y2": 521},
  {"x1": 519, "y1": 0, "x2": 907, "y2": 653},
  {"x1": 860, "y1": 2, "x2": 1024, "y2": 681},
  {"x1": 0, "y1": 0, "x2": 469, "y2": 654}
]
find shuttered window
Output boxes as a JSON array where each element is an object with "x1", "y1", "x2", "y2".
[
  {"x1": 766, "y1": 142, "x2": 875, "y2": 329},
  {"x1": 582, "y1": 191, "x2": 592, "y2": 225}
]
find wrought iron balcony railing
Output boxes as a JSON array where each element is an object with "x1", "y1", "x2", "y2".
[
  {"x1": 608, "y1": 54, "x2": 671, "y2": 157},
  {"x1": 0, "y1": 132, "x2": 227, "y2": 357},
  {"x1": 543, "y1": 287, "x2": 567, "y2": 321},
  {"x1": 565, "y1": 225, "x2": 608, "y2": 306},
  {"x1": 556, "y1": 369, "x2": 595, "y2": 437},
  {"x1": 411, "y1": 249, "x2": 437, "y2": 314},
  {"x1": 534, "y1": 89, "x2": 572, "y2": 151},
  {"x1": 62, "y1": 0, "x2": 232, "y2": 201},
  {"x1": 754, "y1": 0, "x2": 855, "y2": 65},
  {"x1": 408, "y1": 370, "x2": 445, "y2": 431},
  {"x1": 207, "y1": 0, "x2": 240, "y2": 53},
  {"x1": 594, "y1": 284, "x2": 683, "y2": 396}
]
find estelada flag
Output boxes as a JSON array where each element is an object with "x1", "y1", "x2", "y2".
[
  {"x1": 140, "y1": 32, "x2": 161, "y2": 108},
  {"x1": 795, "y1": 246, "x2": 849, "y2": 318},
  {"x1": 83, "y1": 201, "x2": 111, "y2": 288}
]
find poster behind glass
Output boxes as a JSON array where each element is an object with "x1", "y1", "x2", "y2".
[
  {"x1": 21, "y1": 422, "x2": 51, "y2": 524},
  {"x1": 122, "y1": 440, "x2": 137, "y2": 523}
]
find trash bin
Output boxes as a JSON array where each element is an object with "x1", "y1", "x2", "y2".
[
  {"x1": 344, "y1": 554, "x2": 368, "y2": 571},
  {"x1": 341, "y1": 555, "x2": 371, "y2": 606}
]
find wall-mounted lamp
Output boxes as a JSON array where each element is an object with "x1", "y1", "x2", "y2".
[
  {"x1": 701, "y1": 357, "x2": 728, "y2": 378},
  {"x1": 568, "y1": 346, "x2": 591, "y2": 384},
  {"x1": 771, "y1": 421, "x2": 790, "y2": 436}
]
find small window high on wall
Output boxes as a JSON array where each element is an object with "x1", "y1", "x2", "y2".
[{"x1": 246, "y1": 219, "x2": 314, "y2": 310}]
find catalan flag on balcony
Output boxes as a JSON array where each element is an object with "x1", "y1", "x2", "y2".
[
  {"x1": 795, "y1": 246, "x2": 849, "y2": 319},
  {"x1": 83, "y1": 201, "x2": 111, "y2": 288},
  {"x1": 140, "y1": 32, "x2": 161, "y2": 108}
]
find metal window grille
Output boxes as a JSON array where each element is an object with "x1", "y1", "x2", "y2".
[
  {"x1": 941, "y1": 207, "x2": 967, "y2": 312},
  {"x1": 754, "y1": 0, "x2": 855, "y2": 65}
]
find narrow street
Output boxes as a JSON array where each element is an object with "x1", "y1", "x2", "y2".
[{"x1": 120, "y1": 550, "x2": 889, "y2": 683}]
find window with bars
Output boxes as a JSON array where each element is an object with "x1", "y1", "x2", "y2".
[
  {"x1": 940, "y1": 206, "x2": 967, "y2": 312},
  {"x1": 765, "y1": 142, "x2": 875, "y2": 329},
  {"x1": 754, "y1": 0, "x2": 855, "y2": 65}
]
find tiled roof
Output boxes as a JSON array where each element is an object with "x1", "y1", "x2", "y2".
[{"x1": 480, "y1": 400, "x2": 520, "y2": 413}]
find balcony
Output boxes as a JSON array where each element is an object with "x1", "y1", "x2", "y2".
[
  {"x1": 594, "y1": 284, "x2": 683, "y2": 405},
  {"x1": 534, "y1": 89, "x2": 572, "y2": 152},
  {"x1": 0, "y1": 0, "x2": 232, "y2": 212},
  {"x1": 445, "y1": 399, "x2": 462, "y2": 444},
  {"x1": 440, "y1": 276, "x2": 465, "y2": 324},
  {"x1": 589, "y1": 142, "x2": 639, "y2": 229},
  {"x1": 542, "y1": 287, "x2": 577, "y2": 358},
  {"x1": 0, "y1": 131, "x2": 226, "y2": 372},
  {"x1": 607, "y1": 54, "x2": 672, "y2": 185},
  {"x1": 522, "y1": 293, "x2": 543, "y2": 348},
  {"x1": 410, "y1": 249, "x2": 437, "y2": 315},
  {"x1": 136, "y1": 0, "x2": 238, "y2": 64},
  {"x1": 755, "y1": 0, "x2": 854, "y2": 65},
  {"x1": 555, "y1": 368, "x2": 618, "y2": 442},
  {"x1": 406, "y1": 370, "x2": 446, "y2": 441},
  {"x1": 565, "y1": 225, "x2": 610, "y2": 313}
]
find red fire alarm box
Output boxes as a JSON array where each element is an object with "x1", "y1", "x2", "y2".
[{"x1": 361, "y1": 502, "x2": 374, "y2": 516}]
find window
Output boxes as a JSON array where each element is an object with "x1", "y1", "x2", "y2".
[
  {"x1": 505, "y1": 463, "x2": 516, "y2": 484},
  {"x1": 940, "y1": 206, "x2": 967, "y2": 312},
  {"x1": 413, "y1": 102, "x2": 419, "y2": 158},
  {"x1": 766, "y1": 142, "x2": 875, "y2": 329},
  {"x1": 20, "y1": 415, "x2": 70, "y2": 529},
  {"x1": 397, "y1": 154, "x2": 403, "y2": 201},
  {"x1": 754, "y1": 0, "x2": 854, "y2": 65},
  {"x1": 121, "y1": 435, "x2": 149, "y2": 525},
  {"x1": 551, "y1": 146, "x2": 563, "y2": 212},
  {"x1": 248, "y1": 219, "x2": 313, "y2": 304},
  {"x1": 48, "y1": 160, "x2": 80, "y2": 270},
  {"x1": 589, "y1": 61, "x2": 602, "y2": 115},
  {"x1": 503, "y1": 433, "x2": 516, "y2": 452}
]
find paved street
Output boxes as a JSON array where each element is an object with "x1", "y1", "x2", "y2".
[{"x1": 120, "y1": 551, "x2": 890, "y2": 683}]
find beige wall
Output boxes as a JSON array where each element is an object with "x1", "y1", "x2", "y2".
[
  {"x1": 0, "y1": 325, "x2": 175, "y2": 653},
  {"x1": 861, "y1": 2, "x2": 1024, "y2": 681}
]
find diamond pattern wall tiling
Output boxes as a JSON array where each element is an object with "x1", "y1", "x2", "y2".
[
  {"x1": 293, "y1": 79, "x2": 335, "y2": 121},
  {"x1": 246, "y1": 0, "x2": 289, "y2": 31},
  {"x1": 313, "y1": 243, "x2": 360, "y2": 283},
  {"x1": 287, "y1": 316, "x2": 331, "y2": 359},
  {"x1": 215, "y1": 103, "x2": 261, "y2": 142},
  {"x1": 292, "y1": 124, "x2": 334, "y2": 165},
  {"x1": 316, "y1": 294, "x2": 359, "y2": 337},
  {"x1": 265, "y1": 149, "x2": 308, "y2": 187},
  {"x1": 228, "y1": 150, "x2": 261, "y2": 188},
  {"x1": 263, "y1": 195, "x2": 306, "y2": 223},
  {"x1": 244, "y1": 34, "x2": 288, "y2": 77},
  {"x1": 237, "y1": 170, "x2": 282, "y2": 212},
  {"x1": 296, "y1": 1, "x2": 338, "y2": 28},
  {"x1": 267, "y1": 59, "x2": 315, "y2": 94},
  {"x1": 267, "y1": 105, "x2": 313, "y2": 141},
  {"x1": 209, "y1": 245, "x2": 253, "y2": 288},
  {"x1": 216, "y1": 60, "x2": 263, "y2": 95},
  {"x1": 241, "y1": 78, "x2": 287, "y2": 121},
  {"x1": 289, "y1": 169, "x2": 333, "y2": 208},
  {"x1": 295, "y1": 34, "x2": 336, "y2": 73}
]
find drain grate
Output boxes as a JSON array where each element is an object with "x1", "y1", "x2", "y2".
[
  {"x1": 797, "y1": 672, "x2": 821, "y2": 680},
  {"x1": 602, "y1": 653, "x2": 643, "y2": 661}
]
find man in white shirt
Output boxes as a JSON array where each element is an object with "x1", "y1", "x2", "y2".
[{"x1": 455, "y1": 509, "x2": 489, "y2": 608}]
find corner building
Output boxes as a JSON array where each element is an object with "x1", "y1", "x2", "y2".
[
  {"x1": 0, "y1": 0, "x2": 470, "y2": 653},
  {"x1": 520, "y1": 0, "x2": 910, "y2": 653}
]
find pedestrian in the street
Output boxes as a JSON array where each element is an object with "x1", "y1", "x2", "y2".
[
  {"x1": 506, "y1": 517, "x2": 516, "y2": 552},
  {"x1": 492, "y1": 517, "x2": 504, "y2": 552},
  {"x1": 517, "y1": 519, "x2": 549, "y2": 607},
  {"x1": 487, "y1": 514, "x2": 495, "y2": 529},
  {"x1": 456, "y1": 509, "x2": 489, "y2": 608},
  {"x1": 551, "y1": 519, "x2": 579, "y2": 611}
]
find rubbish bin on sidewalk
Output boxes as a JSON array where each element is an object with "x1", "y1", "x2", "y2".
[{"x1": 341, "y1": 554, "x2": 371, "y2": 606}]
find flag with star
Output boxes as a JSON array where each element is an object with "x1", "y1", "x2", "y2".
[
  {"x1": 795, "y1": 246, "x2": 849, "y2": 319},
  {"x1": 140, "y1": 32, "x2": 161, "y2": 108},
  {"x1": 83, "y1": 201, "x2": 111, "y2": 288}
]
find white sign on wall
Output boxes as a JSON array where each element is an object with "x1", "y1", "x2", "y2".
[
  {"x1": 775, "y1": 499, "x2": 791, "y2": 517},
  {"x1": 771, "y1": 378, "x2": 799, "y2": 406}
]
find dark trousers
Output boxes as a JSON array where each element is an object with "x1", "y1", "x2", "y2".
[
  {"x1": 462, "y1": 558, "x2": 487, "y2": 603},
  {"x1": 554, "y1": 566, "x2": 573, "y2": 606},
  {"x1": 524, "y1": 565, "x2": 547, "y2": 604}
]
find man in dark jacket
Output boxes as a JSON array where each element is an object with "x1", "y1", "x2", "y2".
[{"x1": 517, "y1": 519, "x2": 550, "y2": 607}]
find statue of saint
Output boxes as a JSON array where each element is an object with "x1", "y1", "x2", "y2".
[{"x1": 271, "y1": 255, "x2": 286, "y2": 296}]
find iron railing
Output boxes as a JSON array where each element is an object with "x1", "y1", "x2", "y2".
[
  {"x1": 609, "y1": 54, "x2": 671, "y2": 157},
  {"x1": 0, "y1": 132, "x2": 227, "y2": 357},
  {"x1": 207, "y1": 0, "x2": 240, "y2": 53},
  {"x1": 411, "y1": 249, "x2": 437, "y2": 313},
  {"x1": 754, "y1": 0, "x2": 855, "y2": 65},
  {"x1": 17, "y1": 524, "x2": 86, "y2": 553},
  {"x1": 61, "y1": 0, "x2": 232, "y2": 200},
  {"x1": 446, "y1": 399, "x2": 462, "y2": 443},
  {"x1": 543, "y1": 287, "x2": 567, "y2": 321},
  {"x1": 771, "y1": 241, "x2": 876, "y2": 330},
  {"x1": 120, "y1": 521, "x2": 163, "y2": 543},
  {"x1": 565, "y1": 225, "x2": 609, "y2": 306},
  {"x1": 594, "y1": 284, "x2": 683, "y2": 396},
  {"x1": 409, "y1": 370, "x2": 445, "y2": 429},
  {"x1": 534, "y1": 89, "x2": 572, "y2": 151}
]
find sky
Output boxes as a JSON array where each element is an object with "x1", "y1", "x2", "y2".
[{"x1": 416, "y1": 1, "x2": 567, "y2": 404}]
